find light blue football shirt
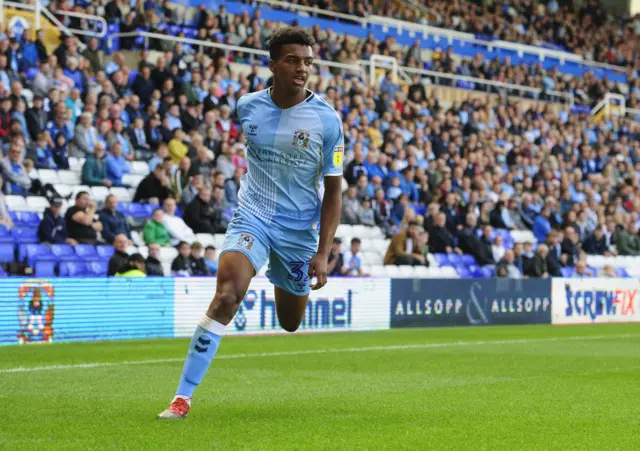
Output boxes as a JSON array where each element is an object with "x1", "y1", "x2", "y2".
[{"x1": 236, "y1": 88, "x2": 344, "y2": 230}]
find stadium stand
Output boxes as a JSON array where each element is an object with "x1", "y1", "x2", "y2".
[{"x1": 0, "y1": 0, "x2": 639, "y2": 281}]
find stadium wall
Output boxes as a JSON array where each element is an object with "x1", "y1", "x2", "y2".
[{"x1": 3, "y1": 277, "x2": 637, "y2": 345}]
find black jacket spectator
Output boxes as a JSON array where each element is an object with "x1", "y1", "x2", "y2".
[
  {"x1": 38, "y1": 207, "x2": 68, "y2": 244},
  {"x1": 428, "y1": 225, "x2": 456, "y2": 254},
  {"x1": 26, "y1": 102, "x2": 48, "y2": 140},
  {"x1": 345, "y1": 157, "x2": 367, "y2": 186},
  {"x1": 98, "y1": 208, "x2": 131, "y2": 245},
  {"x1": 132, "y1": 73, "x2": 155, "y2": 106},
  {"x1": 458, "y1": 227, "x2": 493, "y2": 265},
  {"x1": 145, "y1": 256, "x2": 164, "y2": 276},
  {"x1": 189, "y1": 257, "x2": 209, "y2": 276},
  {"x1": 65, "y1": 205, "x2": 97, "y2": 244},
  {"x1": 171, "y1": 254, "x2": 191, "y2": 274},
  {"x1": 133, "y1": 169, "x2": 172, "y2": 204},
  {"x1": 183, "y1": 195, "x2": 216, "y2": 234},
  {"x1": 583, "y1": 231, "x2": 607, "y2": 255},
  {"x1": 108, "y1": 250, "x2": 129, "y2": 276}
]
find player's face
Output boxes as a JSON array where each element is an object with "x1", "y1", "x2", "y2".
[{"x1": 270, "y1": 44, "x2": 313, "y2": 96}]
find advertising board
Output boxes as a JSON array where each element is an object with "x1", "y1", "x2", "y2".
[
  {"x1": 551, "y1": 278, "x2": 640, "y2": 325},
  {"x1": 391, "y1": 278, "x2": 551, "y2": 328},
  {"x1": 0, "y1": 278, "x2": 175, "y2": 345},
  {"x1": 174, "y1": 277, "x2": 391, "y2": 336}
]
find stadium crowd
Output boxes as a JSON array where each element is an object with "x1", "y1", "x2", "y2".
[{"x1": 0, "y1": 0, "x2": 639, "y2": 279}]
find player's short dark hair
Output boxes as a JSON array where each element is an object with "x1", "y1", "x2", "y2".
[{"x1": 268, "y1": 27, "x2": 315, "y2": 60}]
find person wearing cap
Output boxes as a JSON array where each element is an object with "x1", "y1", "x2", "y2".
[
  {"x1": 38, "y1": 199, "x2": 77, "y2": 245},
  {"x1": 115, "y1": 253, "x2": 148, "y2": 278}
]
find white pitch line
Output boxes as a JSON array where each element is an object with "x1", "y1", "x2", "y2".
[{"x1": 1, "y1": 333, "x2": 638, "y2": 375}]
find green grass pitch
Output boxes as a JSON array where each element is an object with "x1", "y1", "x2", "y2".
[{"x1": 1, "y1": 324, "x2": 639, "y2": 450}]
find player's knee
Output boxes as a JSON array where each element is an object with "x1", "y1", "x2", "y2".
[{"x1": 216, "y1": 292, "x2": 239, "y2": 312}]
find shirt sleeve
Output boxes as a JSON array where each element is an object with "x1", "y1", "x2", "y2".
[{"x1": 322, "y1": 111, "x2": 344, "y2": 176}]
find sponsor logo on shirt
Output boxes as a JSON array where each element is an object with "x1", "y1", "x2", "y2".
[
  {"x1": 247, "y1": 124, "x2": 258, "y2": 136},
  {"x1": 292, "y1": 129, "x2": 310, "y2": 150},
  {"x1": 333, "y1": 145, "x2": 344, "y2": 167}
]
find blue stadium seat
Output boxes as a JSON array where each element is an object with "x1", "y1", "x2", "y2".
[
  {"x1": 86, "y1": 260, "x2": 108, "y2": 277},
  {"x1": 24, "y1": 244, "x2": 53, "y2": 266},
  {"x1": 0, "y1": 225, "x2": 11, "y2": 243},
  {"x1": 0, "y1": 266, "x2": 5, "y2": 276},
  {"x1": 11, "y1": 211, "x2": 40, "y2": 227},
  {"x1": 474, "y1": 266, "x2": 495, "y2": 278},
  {"x1": 0, "y1": 242, "x2": 15, "y2": 263},
  {"x1": 97, "y1": 245, "x2": 115, "y2": 259},
  {"x1": 51, "y1": 244, "x2": 76, "y2": 261},
  {"x1": 448, "y1": 254, "x2": 462, "y2": 265},
  {"x1": 34, "y1": 259, "x2": 57, "y2": 277},
  {"x1": 616, "y1": 268, "x2": 629, "y2": 278},
  {"x1": 460, "y1": 254, "x2": 476, "y2": 265},
  {"x1": 11, "y1": 227, "x2": 38, "y2": 244},
  {"x1": 561, "y1": 267, "x2": 574, "y2": 278},
  {"x1": 455, "y1": 265, "x2": 473, "y2": 278},
  {"x1": 74, "y1": 244, "x2": 98, "y2": 260},
  {"x1": 59, "y1": 260, "x2": 87, "y2": 277},
  {"x1": 129, "y1": 203, "x2": 149, "y2": 218},
  {"x1": 434, "y1": 254, "x2": 450, "y2": 266}
]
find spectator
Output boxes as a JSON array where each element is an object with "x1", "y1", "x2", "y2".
[
  {"x1": 180, "y1": 173, "x2": 203, "y2": 208},
  {"x1": 599, "y1": 265, "x2": 617, "y2": 278},
  {"x1": 342, "y1": 238, "x2": 368, "y2": 276},
  {"x1": 162, "y1": 197, "x2": 195, "y2": 244},
  {"x1": 108, "y1": 233, "x2": 130, "y2": 276},
  {"x1": 82, "y1": 142, "x2": 112, "y2": 187},
  {"x1": 183, "y1": 185, "x2": 216, "y2": 234},
  {"x1": 104, "y1": 142, "x2": 132, "y2": 187},
  {"x1": 211, "y1": 186, "x2": 230, "y2": 233},
  {"x1": 133, "y1": 161, "x2": 172, "y2": 204},
  {"x1": 25, "y1": 95, "x2": 47, "y2": 141},
  {"x1": 170, "y1": 157, "x2": 192, "y2": 200},
  {"x1": 224, "y1": 167, "x2": 244, "y2": 207},
  {"x1": 148, "y1": 144, "x2": 169, "y2": 172},
  {"x1": 491, "y1": 235, "x2": 505, "y2": 263},
  {"x1": 345, "y1": 145, "x2": 366, "y2": 186},
  {"x1": 143, "y1": 208, "x2": 172, "y2": 246},
  {"x1": 573, "y1": 260, "x2": 593, "y2": 279},
  {"x1": 371, "y1": 188, "x2": 392, "y2": 236},
  {"x1": 533, "y1": 207, "x2": 553, "y2": 244},
  {"x1": 342, "y1": 185, "x2": 362, "y2": 225},
  {"x1": 29, "y1": 132, "x2": 56, "y2": 169},
  {"x1": 583, "y1": 227, "x2": 608, "y2": 256},
  {"x1": 614, "y1": 221, "x2": 640, "y2": 256},
  {"x1": 428, "y1": 212, "x2": 459, "y2": 254},
  {"x1": 115, "y1": 253, "x2": 147, "y2": 277},
  {"x1": 168, "y1": 128, "x2": 188, "y2": 164},
  {"x1": 72, "y1": 112, "x2": 99, "y2": 158},
  {"x1": 359, "y1": 197, "x2": 376, "y2": 227},
  {"x1": 383, "y1": 221, "x2": 426, "y2": 266},
  {"x1": 189, "y1": 242, "x2": 209, "y2": 276},
  {"x1": 458, "y1": 214, "x2": 493, "y2": 266},
  {"x1": 65, "y1": 191, "x2": 103, "y2": 245},
  {"x1": 98, "y1": 194, "x2": 131, "y2": 244},
  {"x1": 1, "y1": 143, "x2": 31, "y2": 195},
  {"x1": 327, "y1": 237, "x2": 344, "y2": 276},
  {"x1": 38, "y1": 198, "x2": 74, "y2": 244},
  {"x1": 496, "y1": 249, "x2": 522, "y2": 279},
  {"x1": 145, "y1": 243, "x2": 164, "y2": 277},
  {"x1": 545, "y1": 231, "x2": 563, "y2": 276},
  {"x1": 561, "y1": 226, "x2": 581, "y2": 267},
  {"x1": 171, "y1": 241, "x2": 192, "y2": 277},
  {"x1": 107, "y1": 119, "x2": 135, "y2": 161},
  {"x1": 525, "y1": 243, "x2": 549, "y2": 279},
  {"x1": 204, "y1": 245, "x2": 218, "y2": 275},
  {"x1": 215, "y1": 141, "x2": 237, "y2": 179},
  {"x1": 51, "y1": 133, "x2": 70, "y2": 170}
]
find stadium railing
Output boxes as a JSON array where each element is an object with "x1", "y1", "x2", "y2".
[
  {"x1": 2, "y1": 0, "x2": 107, "y2": 48},
  {"x1": 226, "y1": 0, "x2": 627, "y2": 82},
  {"x1": 107, "y1": 31, "x2": 573, "y2": 105}
]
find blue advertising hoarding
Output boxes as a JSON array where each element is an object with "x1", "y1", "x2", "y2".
[
  {"x1": 390, "y1": 279, "x2": 552, "y2": 328},
  {"x1": 0, "y1": 278, "x2": 175, "y2": 345}
]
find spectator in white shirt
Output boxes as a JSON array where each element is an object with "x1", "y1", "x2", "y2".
[
  {"x1": 342, "y1": 238, "x2": 368, "y2": 277},
  {"x1": 162, "y1": 197, "x2": 196, "y2": 244}
]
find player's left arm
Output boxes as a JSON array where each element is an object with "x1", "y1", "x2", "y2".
[
  {"x1": 309, "y1": 111, "x2": 344, "y2": 291},
  {"x1": 309, "y1": 175, "x2": 342, "y2": 290}
]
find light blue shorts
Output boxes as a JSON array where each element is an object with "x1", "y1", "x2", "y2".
[{"x1": 220, "y1": 209, "x2": 319, "y2": 295}]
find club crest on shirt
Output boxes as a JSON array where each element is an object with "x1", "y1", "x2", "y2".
[
  {"x1": 292, "y1": 129, "x2": 310, "y2": 150},
  {"x1": 333, "y1": 145, "x2": 344, "y2": 167},
  {"x1": 237, "y1": 233, "x2": 255, "y2": 251}
]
